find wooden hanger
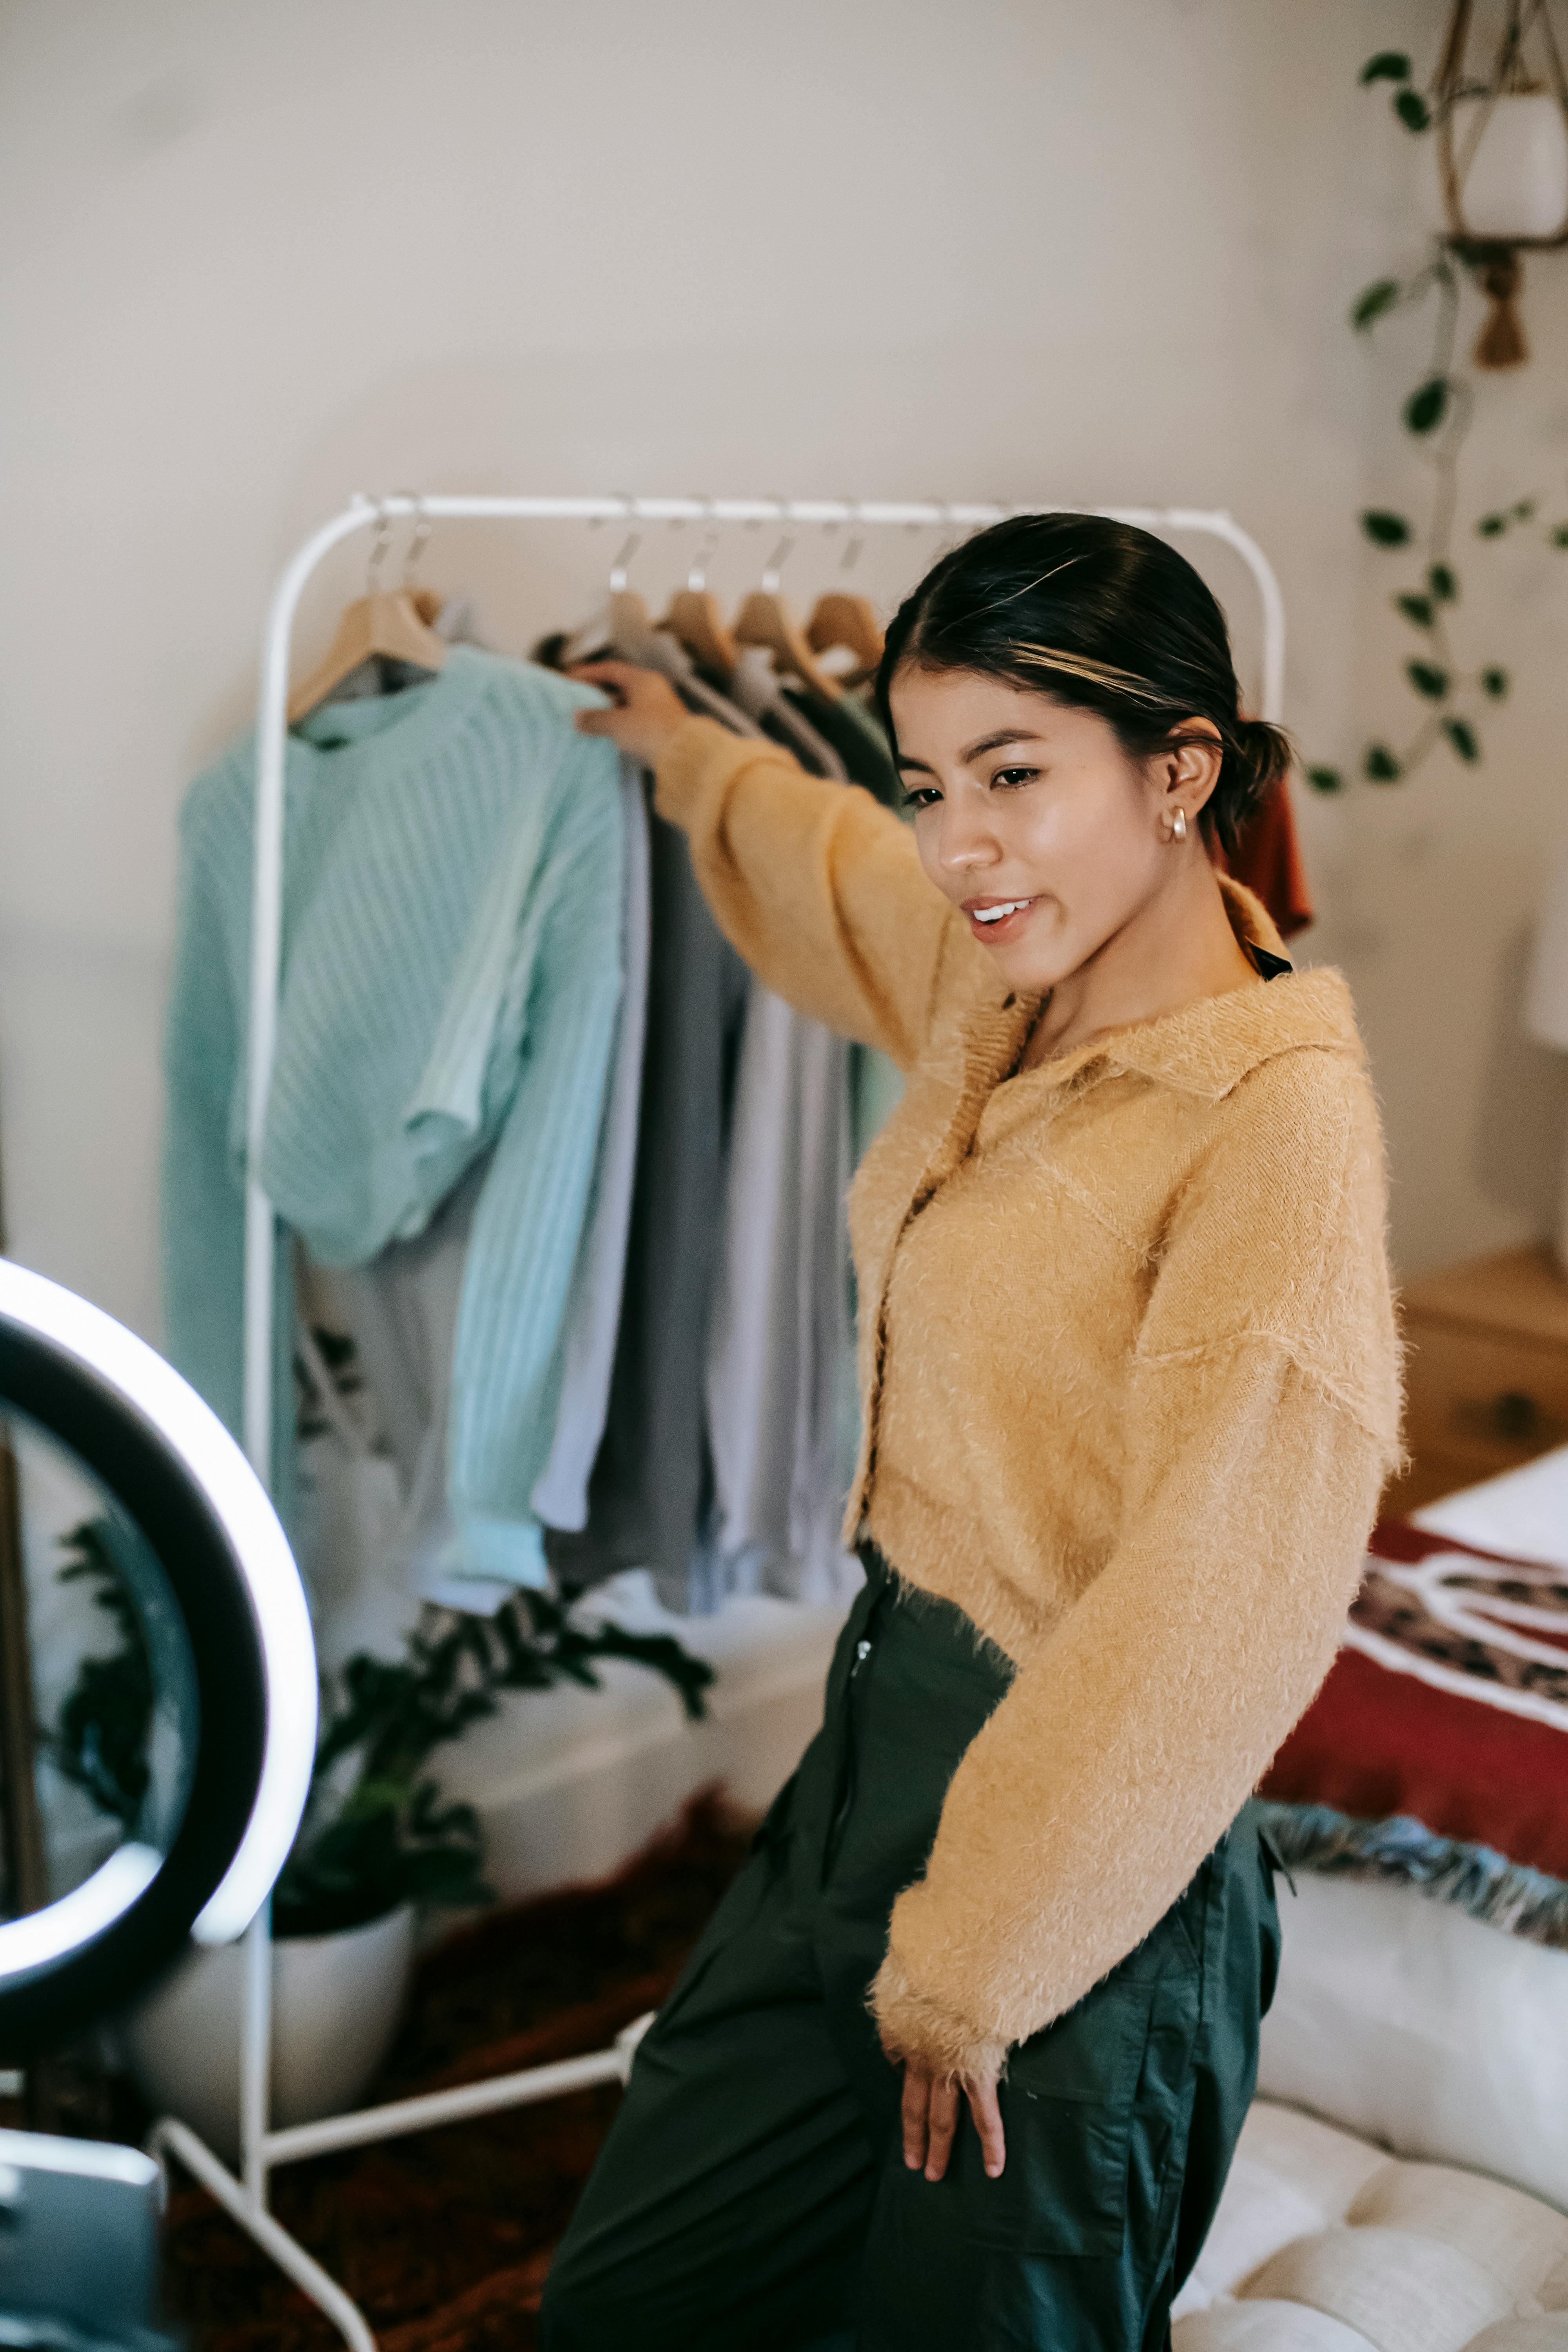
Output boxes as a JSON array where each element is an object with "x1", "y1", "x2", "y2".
[
  {"x1": 288, "y1": 505, "x2": 447, "y2": 722},
  {"x1": 560, "y1": 526, "x2": 656, "y2": 666},
  {"x1": 657, "y1": 524, "x2": 737, "y2": 675},
  {"x1": 806, "y1": 590, "x2": 883, "y2": 684},
  {"x1": 734, "y1": 538, "x2": 841, "y2": 700},
  {"x1": 287, "y1": 592, "x2": 449, "y2": 722},
  {"x1": 660, "y1": 585, "x2": 737, "y2": 676}
]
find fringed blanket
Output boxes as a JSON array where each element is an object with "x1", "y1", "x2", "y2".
[{"x1": 1258, "y1": 1519, "x2": 1568, "y2": 1949}]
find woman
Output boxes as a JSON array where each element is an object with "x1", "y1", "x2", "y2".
[{"x1": 540, "y1": 515, "x2": 1401, "y2": 2352}]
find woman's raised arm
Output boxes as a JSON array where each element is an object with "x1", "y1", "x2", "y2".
[{"x1": 574, "y1": 660, "x2": 958, "y2": 1067}]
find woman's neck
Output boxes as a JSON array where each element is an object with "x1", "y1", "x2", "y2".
[{"x1": 1020, "y1": 861, "x2": 1260, "y2": 1070}]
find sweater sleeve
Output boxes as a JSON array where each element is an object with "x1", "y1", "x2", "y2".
[
  {"x1": 443, "y1": 764, "x2": 626, "y2": 1587},
  {"x1": 871, "y1": 1055, "x2": 1402, "y2": 2085},
  {"x1": 654, "y1": 715, "x2": 961, "y2": 1070},
  {"x1": 162, "y1": 792, "x2": 247, "y2": 1439}
]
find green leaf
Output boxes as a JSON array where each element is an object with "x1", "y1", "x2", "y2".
[
  {"x1": 1445, "y1": 716, "x2": 1479, "y2": 761},
  {"x1": 1395, "y1": 88, "x2": 1431, "y2": 131},
  {"x1": 1478, "y1": 512, "x2": 1507, "y2": 537},
  {"x1": 1407, "y1": 660, "x2": 1449, "y2": 699},
  {"x1": 1428, "y1": 563, "x2": 1458, "y2": 601},
  {"x1": 1305, "y1": 766, "x2": 1344, "y2": 795},
  {"x1": 1360, "y1": 51, "x2": 1411, "y2": 83},
  {"x1": 1365, "y1": 744, "x2": 1402, "y2": 781},
  {"x1": 1395, "y1": 593, "x2": 1434, "y2": 627},
  {"x1": 1362, "y1": 509, "x2": 1412, "y2": 546},
  {"x1": 1404, "y1": 377, "x2": 1448, "y2": 434},
  {"x1": 1512, "y1": 499, "x2": 1537, "y2": 520},
  {"x1": 1552, "y1": 525, "x2": 1568, "y2": 548},
  {"x1": 1482, "y1": 666, "x2": 1509, "y2": 699},
  {"x1": 1352, "y1": 277, "x2": 1403, "y2": 330}
]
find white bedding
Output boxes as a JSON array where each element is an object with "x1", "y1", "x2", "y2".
[
  {"x1": 1252, "y1": 1444, "x2": 1568, "y2": 2221},
  {"x1": 1412, "y1": 1441, "x2": 1568, "y2": 1571},
  {"x1": 1173, "y1": 2100, "x2": 1568, "y2": 2348}
]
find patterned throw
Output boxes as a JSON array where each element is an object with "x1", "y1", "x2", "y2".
[{"x1": 1259, "y1": 1519, "x2": 1568, "y2": 1947}]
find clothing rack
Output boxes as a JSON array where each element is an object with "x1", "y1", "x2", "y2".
[{"x1": 147, "y1": 492, "x2": 1286, "y2": 2350}]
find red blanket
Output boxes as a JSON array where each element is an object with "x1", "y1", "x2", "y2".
[{"x1": 1260, "y1": 1520, "x2": 1568, "y2": 1883}]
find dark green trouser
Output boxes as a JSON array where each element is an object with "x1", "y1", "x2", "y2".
[{"x1": 541, "y1": 1551, "x2": 1281, "y2": 2352}]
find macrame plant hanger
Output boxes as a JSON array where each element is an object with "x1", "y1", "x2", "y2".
[
  {"x1": 144, "y1": 490, "x2": 1287, "y2": 2352},
  {"x1": 1435, "y1": 0, "x2": 1568, "y2": 366}
]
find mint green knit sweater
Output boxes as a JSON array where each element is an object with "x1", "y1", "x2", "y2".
[{"x1": 163, "y1": 648, "x2": 625, "y2": 1586}]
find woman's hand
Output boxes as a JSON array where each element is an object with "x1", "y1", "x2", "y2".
[
  {"x1": 569, "y1": 660, "x2": 688, "y2": 768},
  {"x1": 898, "y1": 2061, "x2": 1006, "y2": 2183}
]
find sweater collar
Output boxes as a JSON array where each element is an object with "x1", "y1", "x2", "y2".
[{"x1": 969, "y1": 877, "x2": 1364, "y2": 1107}]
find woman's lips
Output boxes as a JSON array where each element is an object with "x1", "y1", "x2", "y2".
[{"x1": 963, "y1": 896, "x2": 1036, "y2": 946}]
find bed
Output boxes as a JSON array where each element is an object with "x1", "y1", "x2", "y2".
[{"x1": 1172, "y1": 1446, "x2": 1568, "y2": 2347}]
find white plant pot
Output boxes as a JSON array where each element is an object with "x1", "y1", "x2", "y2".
[
  {"x1": 1433, "y1": 92, "x2": 1568, "y2": 241},
  {"x1": 123, "y1": 1903, "x2": 415, "y2": 2167}
]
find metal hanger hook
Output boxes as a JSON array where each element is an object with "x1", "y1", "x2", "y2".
[
  {"x1": 396, "y1": 491, "x2": 431, "y2": 588},
  {"x1": 686, "y1": 501, "x2": 722, "y2": 593},
  {"x1": 760, "y1": 534, "x2": 794, "y2": 595},
  {"x1": 608, "y1": 531, "x2": 641, "y2": 593},
  {"x1": 365, "y1": 500, "x2": 395, "y2": 594}
]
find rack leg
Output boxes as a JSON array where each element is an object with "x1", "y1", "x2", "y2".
[
  {"x1": 151, "y1": 2118, "x2": 377, "y2": 2352},
  {"x1": 240, "y1": 1903, "x2": 273, "y2": 2201}
]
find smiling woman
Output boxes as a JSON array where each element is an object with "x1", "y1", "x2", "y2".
[
  {"x1": 545, "y1": 517, "x2": 1401, "y2": 2352},
  {"x1": 880, "y1": 515, "x2": 1294, "y2": 1065}
]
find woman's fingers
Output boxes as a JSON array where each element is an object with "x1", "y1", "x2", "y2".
[
  {"x1": 900, "y1": 2065, "x2": 1008, "y2": 2185},
  {"x1": 566, "y1": 660, "x2": 688, "y2": 764},
  {"x1": 901, "y1": 2063, "x2": 931, "y2": 2172},
  {"x1": 965, "y1": 2075, "x2": 1006, "y2": 2179},
  {"x1": 922, "y1": 2077, "x2": 960, "y2": 2182}
]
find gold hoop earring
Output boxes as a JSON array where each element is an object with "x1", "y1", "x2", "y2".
[{"x1": 1171, "y1": 808, "x2": 1188, "y2": 843}]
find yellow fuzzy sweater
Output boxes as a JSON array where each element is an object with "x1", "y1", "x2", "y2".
[{"x1": 656, "y1": 715, "x2": 1403, "y2": 2087}]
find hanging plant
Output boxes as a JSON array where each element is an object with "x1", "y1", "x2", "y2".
[{"x1": 1309, "y1": 20, "x2": 1568, "y2": 793}]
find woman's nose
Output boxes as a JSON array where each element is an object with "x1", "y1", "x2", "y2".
[{"x1": 936, "y1": 799, "x2": 1000, "y2": 874}]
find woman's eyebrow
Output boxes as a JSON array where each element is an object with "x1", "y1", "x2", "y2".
[
  {"x1": 962, "y1": 727, "x2": 1046, "y2": 761},
  {"x1": 895, "y1": 728, "x2": 1046, "y2": 773}
]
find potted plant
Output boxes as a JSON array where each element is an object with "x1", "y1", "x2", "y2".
[{"x1": 46, "y1": 1519, "x2": 711, "y2": 2158}]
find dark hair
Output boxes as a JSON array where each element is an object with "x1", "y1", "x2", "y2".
[{"x1": 875, "y1": 513, "x2": 1291, "y2": 856}]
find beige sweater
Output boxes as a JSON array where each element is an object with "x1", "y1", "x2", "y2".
[{"x1": 656, "y1": 716, "x2": 1403, "y2": 2085}]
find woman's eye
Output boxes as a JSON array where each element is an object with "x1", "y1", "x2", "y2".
[
  {"x1": 900, "y1": 785, "x2": 942, "y2": 811},
  {"x1": 991, "y1": 767, "x2": 1040, "y2": 790}
]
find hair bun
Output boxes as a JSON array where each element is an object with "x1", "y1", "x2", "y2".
[{"x1": 1228, "y1": 715, "x2": 1293, "y2": 829}]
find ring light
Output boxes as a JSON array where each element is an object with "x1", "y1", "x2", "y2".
[{"x1": 0, "y1": 1259, "x2": 316, "y2": 2055}]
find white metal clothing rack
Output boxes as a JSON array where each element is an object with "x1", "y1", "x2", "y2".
[{"x1": 152, "y1": 492, "x2": 1286, "y2": 2350}]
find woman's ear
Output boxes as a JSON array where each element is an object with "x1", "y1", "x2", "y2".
[{"x1": 1162, "y1": 720, "x2": 1224, "y2": 817}]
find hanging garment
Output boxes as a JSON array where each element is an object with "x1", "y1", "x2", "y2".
[
  {"x1": 1217, "y1": 776, "x2": 1314, "y2": 940},
  {"x1": 668, "y1": 651, "x2": 859, "y2": 1603},
  {"x1": 163, "y1": 645, "x2": 626, "y2": 1590},
  {"x1": 683, "y1": 645, "x2": 860, "y2": 1608},
  {"x1": 547, "y1": 780, "x2": 750, "y2": 1609},
  {"x1": 726, "y1": 644, "x2": 847, "y2": 777},
  {"x1": 531, "y1": 766, "x2": 652, "y2": 1535},
  {"x1": 292, "y1": 1247, "x2": 426, "y2": 1668},
  {"x1": 699, "y1": 987, "x2": 859, "y2": 1609},
  {"x1": 787, "y1": 680, "x2": 904, "y2": 811}
]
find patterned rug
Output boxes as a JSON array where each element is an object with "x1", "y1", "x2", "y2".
[{"x1": 157, "y1": 1792, "x2": 751, "y2": 2349}]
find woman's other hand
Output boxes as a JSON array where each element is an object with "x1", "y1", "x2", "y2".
[
  {"x1": 569, "y1": 660, "x2": 688, "y2": 767},
  {"x1": 899, "y1": 2062, "x2": 1006, "y2": 2183}
]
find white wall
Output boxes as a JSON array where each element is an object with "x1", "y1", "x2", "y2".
[{"x1": 1, "y1": 0, "x2": 1562, "y2": 1336}]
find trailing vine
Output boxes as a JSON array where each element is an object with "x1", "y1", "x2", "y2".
[{"x1": 1309, "y1": 44, "x2": 1567, "y2": 793}]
